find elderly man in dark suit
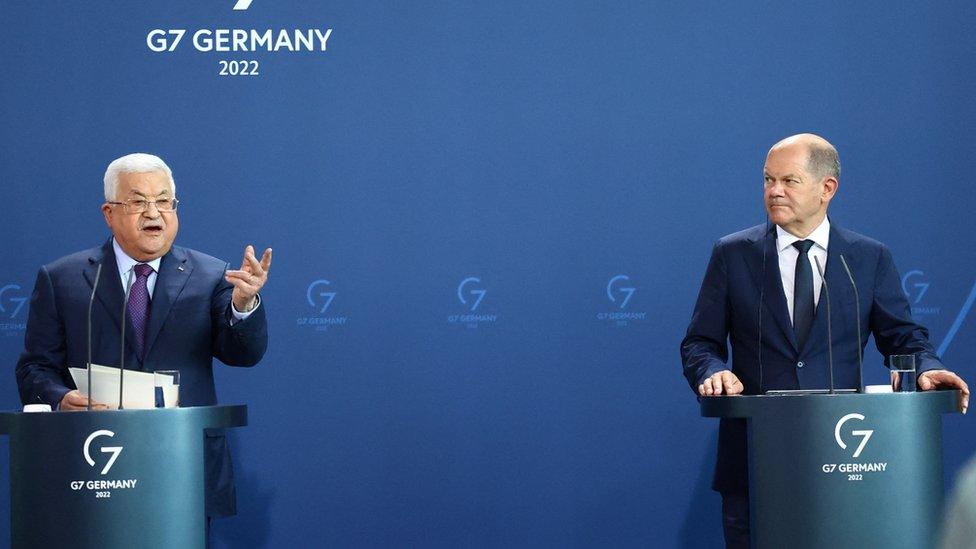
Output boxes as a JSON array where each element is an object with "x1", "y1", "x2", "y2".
[
  {"x1": 680, "y1": 134, "x2": 969, "y2": 548},
  {"x1": 16, "y1": 152, "x2": 272, "y2": 520}
]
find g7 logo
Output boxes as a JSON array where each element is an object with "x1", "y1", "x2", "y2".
[
  {"x1": 901, "y1": 270, "x2": 929, "y2": 305},
  {"x1": 0, "y1": 284, "x2": 27, "y2": 319},
  {"x1": 606, "y1": 275, "x2": 635, "y2": 309},
  {"x1": 306, "y1": 280, "x2": 337, "y2": 313},
  {"x1": 834, "y1": 413, "x2": 873, "y2": 458},
  {"x1": 457, "y1": 277, "x2": 486, "y2": 311},
  {"x1": 84, "y1": 430, "x2": 123, "y2": 475}
]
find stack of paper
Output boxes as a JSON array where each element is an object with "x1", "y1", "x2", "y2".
[{"x1": 68, "y1": 364, "x2": 157, "y2": 409}]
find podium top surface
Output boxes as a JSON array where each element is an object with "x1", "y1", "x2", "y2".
[
  {"x1": 0, "y1": 404, "x2": 247, "y2": 434},
  {"x1": 700, "y1": 390, "x2": 961, "y2": 419}
]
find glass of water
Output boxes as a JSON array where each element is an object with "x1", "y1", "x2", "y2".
[
  {"x1": 890, "y1": 355, "x2": 916, "y2": 392},
  {"x1": 154, "y1": 370, "x2": 180, "y2": 408}
]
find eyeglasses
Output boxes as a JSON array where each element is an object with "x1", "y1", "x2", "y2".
[{"x1": 107, "y1": 197, "x2": 180, "y2": 214}]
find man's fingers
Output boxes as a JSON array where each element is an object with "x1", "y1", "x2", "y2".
[
  {"x1": 702, "y1": 378, "x2": 714, "y2": 396},
  {"x1": 245, "y1": 246, "x2": 260, "y2": 268},
  {"x1": 919, "y1": 371, "x2": 970, "y2": 414},
  {"x1": 225, "y1": 270, "x2": 254, "y2": 281},
  {"x1": 259, "y1": 248, "x2": 272, "y2": 272},
  {"x1": 713, "y1": 375, "x2": 725, "y2": 395},
  {"x1": 723, "y1": 372, "x2": 744, "y2": 395},
  {"x1": 225, "y1": 270, "x2": 262, "y2": 286},
  {"x1": 916, "y1": 373, "x2": 931, "y2": 391},
  {"x1": 701, "y1": 372, "x2": 744, "y2": 397},
  {"x1": 225, "y1": 277, "x2": 259, "y2": 296}
]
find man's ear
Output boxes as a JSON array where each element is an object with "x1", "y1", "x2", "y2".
[
  {"x1": 101, "y1": 203, "x2": 113, "y2": 228},
  {"x1": 821, "y1": 177, "x2": 838, "y2": 204}
]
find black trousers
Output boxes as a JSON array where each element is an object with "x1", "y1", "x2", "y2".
[{"x1": 721, "y1": 492, "x2": 751, "y2": 549}]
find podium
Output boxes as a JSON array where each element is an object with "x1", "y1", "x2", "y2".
[
  {"x1": 0, "y1": 405, "x2": 246, "y2": 549},
  {"x1": 702, "y1": 391, "x2": 961, "y2": 549}
]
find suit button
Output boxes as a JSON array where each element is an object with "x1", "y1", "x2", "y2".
[{"x1": 797, "y1": 361, "x2": 804, "y2": 368}]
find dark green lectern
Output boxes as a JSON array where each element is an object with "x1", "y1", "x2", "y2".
[
  {"x1": 702, "y1": 391, "x2": 961, "y2": 549},
  {"x1": 0, "y1": 405, "x2": 246, "y2": 549}
]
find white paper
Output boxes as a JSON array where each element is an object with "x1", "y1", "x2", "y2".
[{"x1": 69, "y1": 364, "x2": 157, "y2": 409}]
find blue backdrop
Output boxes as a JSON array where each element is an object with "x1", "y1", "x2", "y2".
[{"x1": 1, "y1": 1, "x2": 973, "y2": 547}]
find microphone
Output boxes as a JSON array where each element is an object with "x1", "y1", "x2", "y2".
[
  {"x1": 758, "y1": 219, "x2": 769, "y2": 394},
  {"x1": 118, "y1": 269, "x2": 134, "y2": 410},
  {"x1": 839, "y1": 255, "x2": 864, "y2": 393},
  {"x1": 86, "y1": 263, "x2": 103, "y2": 412},
  {"x1": 813, "y1": 256, "x2": 835, "y2": 394}
]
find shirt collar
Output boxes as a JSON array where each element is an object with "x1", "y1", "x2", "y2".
[
  {"x1": 776, "y1": 216, "x2": 830, "y2": 253},
  {"x1": 112, "y1": 238, "x2": 162, "y2": 275}
]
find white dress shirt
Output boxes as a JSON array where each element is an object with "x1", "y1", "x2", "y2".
[
  {"x1": 776, "y1": 217, "x2": 830, "y2": 325},
  {"x1": 112, "y1": 239, "x2": 257, "y2": 322}
]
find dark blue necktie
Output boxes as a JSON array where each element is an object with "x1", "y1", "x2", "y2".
[
  {"x1": 792, "y1": 240, "x2": 815, "y2": 351},
  {"x1": 128, "y1": 263, "x2": 153, "y2": 359}
]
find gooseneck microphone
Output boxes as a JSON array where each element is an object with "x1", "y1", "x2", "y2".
[
  {"x1": 86, "y1": 263, "x2": 103, "y2": 412},
  {"x1": 118, "y1": 269, "x2": 135, "y2": 410},
  {"x1": 758, "y1": 219, "x2": 769, "y2": 395},
  {"x1": 813, "y1": 256, "x2": 835, "y2": 394},
  {"x1": 839, "y1": 254, "x2": 864, "y2": 393}
]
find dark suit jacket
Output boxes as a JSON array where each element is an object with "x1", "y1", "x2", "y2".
[
  {"x1": 680, "y1": 221, "x2": 943, "y2": 494},
  {"x1": 16, "y1": 239, "x2": 268, "y2": 517}
]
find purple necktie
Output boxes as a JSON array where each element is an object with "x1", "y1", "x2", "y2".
[{"x1": 128, "y1": 263, "x2": 153, "y2": 359}]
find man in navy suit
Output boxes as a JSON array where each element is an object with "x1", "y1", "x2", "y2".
[
  {"x1": 16, "y1": 153, "x2": 272, "y2": 520},
  {"x1": 680, "y1": 134, "x2": 969, "y2": 548}
]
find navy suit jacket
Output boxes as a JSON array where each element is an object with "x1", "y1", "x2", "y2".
[
  {"x1": 680, "y1": 221, "x2": 943, "y2": 494},
  {"x1": 16, "y1": 239, "x2": 268, "y2": 517}
]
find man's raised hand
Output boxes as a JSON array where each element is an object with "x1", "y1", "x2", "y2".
[{"x1": 225, "y1": 245, "x2": 272, "y2": 312}]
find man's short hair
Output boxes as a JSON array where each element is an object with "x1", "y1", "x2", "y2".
[
  {"x1": 103, "y1": 153, "x2": 176, "y2": 201},
  {"x1": 806, "y1": 142, "x2": 841, "y2": 180}
]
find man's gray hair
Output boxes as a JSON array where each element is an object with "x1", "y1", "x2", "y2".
[
  {"x1": 807, "y1": 142, "x2": 841, "y2": 180},
  {"x1": 103, "y1": 153, "x2": 176, "y2": 201}
]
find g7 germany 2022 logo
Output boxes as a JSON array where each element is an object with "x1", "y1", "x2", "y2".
[
  {"x1": 0, "y1": 284, "x2": 27, "y2": 319},
  {"x1": 306, "y1": 279, "x2": 337, "y2": 313},
  {"x1": 834, "y1": 413, "x2": 873, "y2": 458},
  {"x1": 606, "y1": 275, "x2": 635, "y2": 309},
  {"x1": 457, "y1": 277, "x2": 486, "y2": 312},
  {"x1": 84, "y1": 430, "x2": 123, "y2": 475}
]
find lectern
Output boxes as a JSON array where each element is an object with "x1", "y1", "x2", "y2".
[
  {"x1": 702, "y1": 391, "x2": 960, "y2": 549},
  {"x1": 0, "y1": 405, "x2": 246, "y2": 549}
]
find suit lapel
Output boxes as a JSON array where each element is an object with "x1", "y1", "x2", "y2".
[
  {"x1": 144, "y1": 247, "x2": 192, "y2": 361},
  {"x1": 807, "y1": 223, "x2": 852, "y2": 353},
  {"x1": 755, "y1": 226, "x2": 799, "y2": 352},
  {"x1": 86, "y1": 240, "x2": 125, "y2": 333},
  {"x1": 86, "y1": 239, "x2": 144, "y2": 363}
]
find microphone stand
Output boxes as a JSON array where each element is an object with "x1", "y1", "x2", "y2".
[
  {"x1": 813, "y1": 257, "x2": 834, "y2": 394},
  {"x1": 86, "y1": 263, "x2": 103, "y2": 411},
  {"x1": 119, "y1": 269, "x2": 134, "y2": 410},
  {"x1": 839, "y1": 255, "x2": 864, "y2": 393}
]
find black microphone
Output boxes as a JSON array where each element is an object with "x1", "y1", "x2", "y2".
[
  {"x1": 813, "y1": 256, "x2": 835, "y2": 394},
  {"x1": 86, "y1": 263, "x2": 103, "y2": 412},
  {"x1": 118, "y1": 269, "x2": 134, "y2": 410},
  {"x1": 839, "y1": 254, "x2": 864, "y2": 393},
  {"x1": 758, "y1": 219, "x2": 769, "y2": 394}
]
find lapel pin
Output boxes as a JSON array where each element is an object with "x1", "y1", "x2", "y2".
[{"x1": 178, "y1": 265, "x2": 185, "y2": 272}]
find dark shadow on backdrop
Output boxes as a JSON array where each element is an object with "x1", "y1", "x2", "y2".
[
  {"x1": 679, "y1": 430, "x2": 722, "y2": 548},
  {"x1": 213, "y1": 430, "x2": 276, "y2": 549}
]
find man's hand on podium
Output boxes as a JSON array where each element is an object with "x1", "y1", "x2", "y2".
[
  {"x1": 59, "y1": 390, "x2": 108, "y2": 411},
  {"x1": 699, "y1": 370, "x2": 744, "y2": 396},
  {"x1": 918, "y1": 370, "x2": 970, "y2": 414}
]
